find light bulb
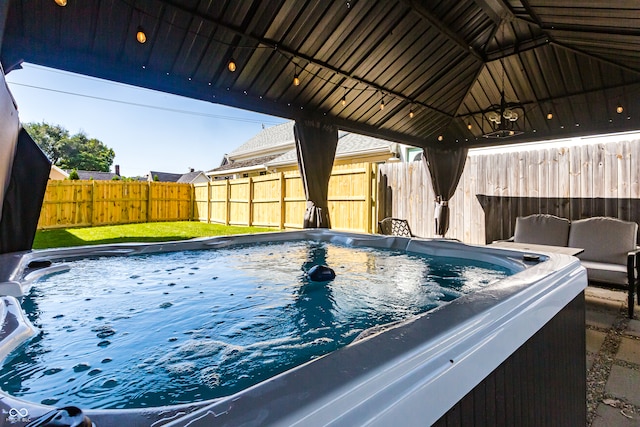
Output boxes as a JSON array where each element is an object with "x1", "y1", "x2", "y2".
[
  {"x1": 467, "y1": 123, "x2": 472, "y2": 130},
  {"x1": 341, "y1": 96, "x2": 346, "y2": 107},
  {"x1": 54, "y1": 0, "x2": 67, "y2": 6},
  {"x1": 379, "y1": 100, "x2": 385, "y2": 111},
  {"x1": 136, "y1": 27, "x2": 147, "y2": 44},
  {"x1": 546, "y1": 112, "x2": 553, "y2": 120},
  {"x1": 227, "y1": 58, "x2": 236, "y2": 72},
  {"x1": 616, "y1": 104, "x2": 624, "y2": 114},
  {"x1": 293, "y1": 74, "x2": 300, "y2": 86},
  {"x1": 409, "y1": 109, "x2": 414, "y2": 118},
  {"x1": 437, "y1": 135, "x2": 443, "y2": 142}
]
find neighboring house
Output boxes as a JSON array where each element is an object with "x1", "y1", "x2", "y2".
[
  {"x1": 146, "y1": 169, "x2": 210, "y2": 184},
  {"x1": 207, "y1": 121, "x2": 415, "y2": 180},
  {"x1": 49, "y1": 164, "x2": 68, "y2": 180},
  {"x1": 177, "y1": 170, "x2": 210, "y2": 184},
  {"x1": 49, "y1": 164, "x2": 124, "y2": 181}
]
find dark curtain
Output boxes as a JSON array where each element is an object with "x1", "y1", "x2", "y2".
[
  {"x1": 422, "y1": 146, "x2": 468, "y2": 236},
  {"x1": 294, "y1": 120, "x2": 338, "y2": 228},
  {"x1": 0, "y1": 128, "x2": 51, "y2": 253}
]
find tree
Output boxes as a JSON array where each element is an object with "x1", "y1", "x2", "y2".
[{"x1": 24, "y1": 121, "x2": 115, "y2": 172}]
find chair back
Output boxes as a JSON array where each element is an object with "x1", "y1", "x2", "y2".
[
  {"x1": 378, "y1": 217, "x2": 413, "y2": 237},
  {"x1": 569, "y1": 217, "x2": 638, "y2": 265},
  {"x1": 513, "y1": 214, "x2": 570, "y2": 246}
]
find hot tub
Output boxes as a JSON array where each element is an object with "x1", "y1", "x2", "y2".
[{"x1": 0, "y1": 230, "x2": 587, "y2": 426}]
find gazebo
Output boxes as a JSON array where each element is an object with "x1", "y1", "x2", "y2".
[{"x1": 1, "y1": 0, "x2": 639, "y2": 250}]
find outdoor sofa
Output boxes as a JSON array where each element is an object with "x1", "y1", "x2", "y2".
[{"x1": 510, "y1": 214, "x2": 639, "y2": 318}]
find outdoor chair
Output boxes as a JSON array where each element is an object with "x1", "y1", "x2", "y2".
[
  {"x1": 378, "y1": 217, "x2": 414, "y2": 237},
  {"x1": 512, "y1": 213, "x2": 571, "y2": 246}
]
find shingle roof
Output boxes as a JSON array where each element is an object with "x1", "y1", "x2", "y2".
[
  {"x1": 176, "y1": 171, "x2": 206, "y2": 183},
  {"x1": 228, "y1": 122, "x2": 295, "y2": 157},
  {"x1": 149, "y1": 171, "x2": 183, "y2": 182},
  {"x1": 208, "y1": 154, "x2": 281, "y2": 173},
  {"x1": 72, "y1": 170, "x2": 119, "y2": 181},
  {"x1": 266, "y1": 133, "x2": 393, "y2": 166}
]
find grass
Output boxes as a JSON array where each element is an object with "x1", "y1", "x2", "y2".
[{"x1": 33, "y1": 221, "x2": 277, "y2": 249}]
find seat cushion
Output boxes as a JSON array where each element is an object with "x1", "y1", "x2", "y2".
[
  {"x1": 569, "y1": 217, "x2": 638, "y2": 265},
  {"x1": 513, "y1": 214, "x2": 571, "y2": 246},
  {"x1": 580, "y1": 260, "x2": 629, "y2": 286}
]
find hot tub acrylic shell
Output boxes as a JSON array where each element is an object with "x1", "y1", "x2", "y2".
[{"x1": 0, "y1": 230, "x2": 587, "y2": 426}]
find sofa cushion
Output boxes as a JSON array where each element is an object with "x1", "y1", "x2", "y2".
[
  {"x1": 569, "y1": 217, "x2": 638, "y2": 266},
  {"x1": 579, "y1": 260, "x2": 629, "y2": 286},
  {"x1": 513, "y1": 214, "x2": 571, "y2": 246}
]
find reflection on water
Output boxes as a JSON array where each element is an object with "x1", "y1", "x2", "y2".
[{"x1": 0, "y1": 240, "x2": 511, "y2": 409}]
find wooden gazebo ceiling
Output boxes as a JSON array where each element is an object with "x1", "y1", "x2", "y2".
[{"x1": 2, "y1": 0, "x2": 640, "y2": 149}]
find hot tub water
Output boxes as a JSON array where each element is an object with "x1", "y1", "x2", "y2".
[{"x1": 0, "y1": 240, "x2": 511, "y2": 410}]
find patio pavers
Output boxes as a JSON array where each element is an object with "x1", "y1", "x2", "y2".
[{"x1": 587, "y1": 288, "x2": 640, "y2": 426}]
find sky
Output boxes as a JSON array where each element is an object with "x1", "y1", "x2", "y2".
[{"x1": 5, "y1": 63, "x2": 287, "y2": 178}]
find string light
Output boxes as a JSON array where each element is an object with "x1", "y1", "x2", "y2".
[
  {"x1": 437, "y1": 135, "x2": 443, "y2": 141},
  {"x1": 136, "y1": 26, "x2": 147, "y2": 44},
  {"x1": 54, "y1": 0, "x2": 67, "y2": 6},
  {"x1": 546, "y1": 112, "x2": 553, "y2": 120},
  {"x1": 467, "y1": 123, "x2": 472, "y2": 130},
  {"x1": 227, "y1": 58, "x2": 237, "y2": 72},
  {"x1": 616, "y1": 104, "x2": 624, "y2": 114},
  {"x1": 293, "y1": 64, "x2": 300, "y2": 86},
  {"x1": 341, "y1": 96, "x2": 346, "y2": 107},
  {"x1": 409, "y1": 109, "x2": 414, "y2": 118}
]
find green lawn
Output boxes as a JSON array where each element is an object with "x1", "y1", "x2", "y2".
[{"x1": 33, "y1": 222, "x2": 277, "y2": 249}]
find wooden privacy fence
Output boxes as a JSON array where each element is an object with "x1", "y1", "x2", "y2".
[
  {"x1": 194, "y1": 162, "x2": 377, "y2": 233},
  {"x1": 38, "y1": 180, "x2": 193, "y2": 229},
  {"x1": 39, "y1": 162, "x2": 377, "y2": 233},
  {"x1": 379, "y1": 135, "x2": 640, "y2": 244}
]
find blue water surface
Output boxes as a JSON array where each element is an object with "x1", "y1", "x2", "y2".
[{"x1": 0, "y1": 240, "x2": 511, "y2": 409}]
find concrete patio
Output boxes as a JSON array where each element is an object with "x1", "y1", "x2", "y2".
[{"x1": 586, "y1": 287, "x2": 640, "y2": 426}]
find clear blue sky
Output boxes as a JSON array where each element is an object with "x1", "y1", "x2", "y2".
[{"x1": 5, "y1": 63, "x2": 286, "y2": 177}]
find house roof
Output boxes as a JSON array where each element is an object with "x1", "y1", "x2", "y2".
[
  {"x1": 267, "y1": 132, "x2": 393, "y2": 166},
  {"x1": 209, "y1": 154, "x2": 282, "y2": 173},
  {"x1": 149, "y1": 171, "x2": 183, "y2": 182},
  {"x1": 228, "y1": 122, "x2": 295, "y2": 159},
  {"x1": 176, "y1": 170, "x2": 207, "y2": 183},
  {"x1": 73, "y1": 170, "x2": 119, "y2": 181},
  {"x1": 4, "y1": 1, "x2": 640, "y2": 151}
]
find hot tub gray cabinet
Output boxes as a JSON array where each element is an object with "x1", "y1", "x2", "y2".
[{"x1": 0, "y1": 230, "x2": 587, "y2": 426}]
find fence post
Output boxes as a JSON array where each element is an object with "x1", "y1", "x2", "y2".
[
  {"x1": 225, "y1": 179, "x2": 230, "y2": 226},
  {"x1": 90, "y1": 180, "x2": 95, "y2": 227},
  {"x1": 146, "y1": 181, "x2": 151, "y2": 223},
  {"x1": 248, "y1": 177, "x2": 253, "y2": 226},
  {"x1": 279, "y1": 172, "x2": 285, "y2": 230},
  {"x1": 365, "y1": 162, "x2": 373, "y2": 233},
  {"x1": 206, "y1": 181, "x2": 211, "y2": 224}
]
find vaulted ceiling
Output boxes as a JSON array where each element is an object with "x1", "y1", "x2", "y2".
[{"x1": 2, "y1": 0, "x2": 640, "y2": 149}]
